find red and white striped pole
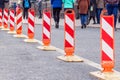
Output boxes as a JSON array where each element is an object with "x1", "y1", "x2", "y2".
[
  {"x1": 89, "y1": 10, "x2": 119, "y2": 80},
  {"x1": 2, "y1": 8, "x2": 9, "y2": 30},
  {"x1": 14, "y1": 8, "x2": 25, "y2": 37},
  {"x1": 57, "y1": 9, "x2": 82, "y2": 62},
  {"x1": 0, "y1": 8, "x2": 2, "y2": 28},
  {"x1": 37, "y1": 8, "x2": 55, "y2": 50},
  {"x1": 24, "y1": 8, "x2": 37, "y2": 42},
  {"x1": 101, "y1": 15, "x2": 114, "y2": 72},
  {"x1": 8, "y1": 8, "x2": 16, "y2": 34}
]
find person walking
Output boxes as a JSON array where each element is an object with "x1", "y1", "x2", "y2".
[
  {"x1": 118, "y1": 0, "x2": 120, "y2": 23},
  {"x1": 51, "y1": 0, "x2": 62, "y2": 28},
  {"x1": 105, "y1": 0, "x2": 119, "y2": 31},
  {"x1": 62, "y1": 0, "x2": 75, "y2": 11},
  {"x1": 38, "y1": 0, "x2": 43, "y2": 18},
  {"x1": 96, "y1": 0, "x2": 105, "y2": 24},
  {"x1": 23, "y1": 0, "x2": 31, "y2": 19},
  {"x1": 0, "y1": 0, "x2": 5, "y2": 14},
  {"x1": 77, "y1": 0, "x2": 90, "y2": 29},
  {"x1": 88, "y1": 0, "x2": 97, "y2": 24}
]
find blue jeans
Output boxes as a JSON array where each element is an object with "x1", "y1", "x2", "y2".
[
  {"x1": 80, "y1": 14, "x2": 88, "y2": 25},
  {"x1": 106, "y1": 4, "x2": 118, "y2": 28},
  {"x1": 96, "y1": 8, "x2": 103, "y2": 24}
]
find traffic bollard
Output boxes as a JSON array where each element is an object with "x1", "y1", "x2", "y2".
[
  {"x1": 37, "y1": 8, "x2": 56, "y2": 50},
  {"x1": 57, "y1": 9, "x2": 83, "y2": 62},
  {"x1": 24, "y1": 8, "x2": 37, "y2": 42},
  {"x1": 8, "y1": 8, "x2": 16, "y2": 34},
  {"x1": 90, "y1": 9, "x2": 120, "y2": 80},
  {"x1": 14, "y1": 8, "x2": 25, "y2": 38},
  {"x1": 2, "y1": 8, "x2": 9, "y2": 30}
]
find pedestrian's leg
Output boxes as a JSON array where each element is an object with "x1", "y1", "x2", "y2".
[
  {"x1": 80, "y1": 14, "x2": 84, "y2": 29},
  {"x1": 23, "y1": 8, "x2": 25, "y2": 19},
  {"x1": 93, "y1": 16, "x2": 96, "y2": 24},
  {"x1": 119, "y1": 16, "x2": 120, "y2": 23},
  {"x1": 96, "y1": 8, "x2": 99, "y2": 24},
  {"x1": 53, "y1": 8, "x2": 58, "y2": 28},
  {"x1": 84, "y1": 14, "x2": 88, "y2": 28},
  {"x1": 56, "y1": 8, "x2": 61, "y2": 28},
  {"x1": 26, "y1": 8, "x2": 29, "y2": 19},
  {"x1": 113, "y1": 4, "x2": 118, "y2": 31}
]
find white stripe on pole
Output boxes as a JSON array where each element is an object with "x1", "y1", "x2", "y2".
[
  {"x1": 102, "y1": 40, "x2": 114, "y2": 60},
  {"x1": 43, "y1": 27, "x2": 50, "y2": 38},
  {"x1": 43, "y1": 14, "x2": 50, "y2": 25},
  {"x1": 65, "y1": 15, "x2": 74, "y2": 30},
  {"x1": 29, "y1": 23, "x2": 34, "y2": 32},
  {"x1": 66, "y1": 32, "x2": 74, "y2": 46},
  {"x1": 102, "y1": 18, "x2": 113, "y2": 38}
]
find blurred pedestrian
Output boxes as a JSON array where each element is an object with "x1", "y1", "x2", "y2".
[
  {"x1": 62, "y1": 0, "x2": 75, "y2": 11},
  {"x1": 38, "y1": 0, "x2": 43, "y2": 18},
  {"x1": 105, "y1": 0, "x2": 119, "y2": 31},
  {"x1": 77, "y1": 0, "x2": 90, "y2": 29},
  {"x1": 51, "y1": 0, "x2": 62, "y2": 28},
  {"x1": 96, "y1": 0, "x2": 105, "y2": 24},
  {"x1": 118, "y1": 0, "x2": 120, "y2": 23},
  {"x1": 0, "y1": 0, "x2": 5, "y2": 15},
  {"x1": 88, "y1": 0, "x2": 97, "y2": 24},
  {"x1": 23, "y1": 0, "x2": 31, "y2": 19}
]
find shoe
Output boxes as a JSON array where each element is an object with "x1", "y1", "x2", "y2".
[
  {"x1": 115, "y1": 28, "x2": 117, "y2": 31},
  {"x1": 81, "y1": 25, "x2": 83, "y2": 29},
  {"x1": 93, "y1": 22, "x2": 96, "y2": 24},
  {"x1": 84, "y1": 24, "x2": 86, "y2": 28},
  {"x1": 39, "y1": 16, "x2": 42, "y2": 18},
  {"x1": 55, "y1": 22, "x2": 59, "y2": 28}
]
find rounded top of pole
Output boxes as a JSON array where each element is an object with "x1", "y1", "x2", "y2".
[
  {"x1": 65, "y1": 9, "x2": 74, "y2": 14},
  {"x1": 43, "y1": 8, "x2": 51, "y2": 13},
  {"x1": 0, "y1": 8, "x2": 2, "y2": 12},
  {"x1": 101, "y1": 9, "x2": 108, "y2": 16},
  {"x1": 28, "y1": 8, "x2": 34, "y2": 12}
]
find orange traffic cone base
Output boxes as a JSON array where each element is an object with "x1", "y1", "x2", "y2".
[
  {"x1": 24, "y1": 39, "x2": 38, "y2": 43},
  {"x1": 90, "y1": 71, "x2": 120, "y2": 80},
  {"x1": 13, "y1": 34, "x2": 26, "y2": 38},
  {"x1": 0, "y1": 25, "x2": 3, "y2": 28},
  {"x1": 37, "y1": 45, "x2": 56, "y2": 51},
  {"x1": 57, "y1": 55, "x2": 83, "y2": 62}
]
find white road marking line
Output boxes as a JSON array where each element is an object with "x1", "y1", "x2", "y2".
[{"x1": 21, "y1": 34, "x2": 120, "y2": 73}]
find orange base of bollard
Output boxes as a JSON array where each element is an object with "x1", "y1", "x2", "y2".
[
  {"x1": 0, "y1": 23, "x2": 2, "y2": 28},
  {"x1": 43, "y1": 39, "x2": 50, "y2": 46},
  {"x1": 101, "y1": 61, "x2": 114, "y2": 72},
  {"x1": 16, "y1": 30, "x2": 22, "y2": 34},
  {"x1": 28, "y1": 33, "x2": 34, "y2": 39},
  {"x1": 37, "y1": 45, "x2": 56, "y2": 51},
  {"x1": 65, "y1": 48, "x2": 74, "y2": 56}
]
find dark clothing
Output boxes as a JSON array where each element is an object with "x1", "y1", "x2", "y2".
[
  {"x1": 51, "y1": 0, "x2": 62, "y2": 28},
  {"x1": 0, "y1": 0, "x2": 5, "y2": 10},
  {"x1": 23, "y1": 0, "x2": 31, "y2": 19},
  {"x1": 105, "y1": 0, "x2": 119, "y2": 30},
  {"x1": 118, "y1": 0, "x2": 120, "y2": 23},
  {"x1": 53, "y1": 8, "x2": 61, "y2": 23},
  {"x1": 78, "y1": 0, "x2": 90, "y2": 14},
  {"x1": 88, "y1": 0, "x2": 97, "y2": 24},
  {"x1": 23, "y1": 8, "x2": 29, "y2": 19},
  {"x1": 38, "y1": 0, "x2": 43, "y2": 18},
  {"x1": 51, "y1": 0, "x2": 62, "y2": 8}
]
